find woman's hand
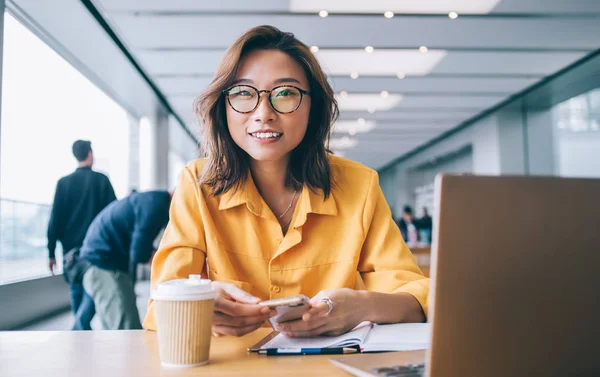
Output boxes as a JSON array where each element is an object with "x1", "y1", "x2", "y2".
[
  {"x1": 211, "y1": 282, "x2": 275, "y2": 337},
  {"x1": 276, "y1": 288, "x2": 367, "y2": 337}
]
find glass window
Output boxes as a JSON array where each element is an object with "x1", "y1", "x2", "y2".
[
  {"x1": 0, "y1": 13, "x2": 130, "y2": 284},
  {"x1": 552, "y1": 88, "x2": 600, "y2": 178}
]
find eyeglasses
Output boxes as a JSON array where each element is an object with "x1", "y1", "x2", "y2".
[{"x1": 223, "y1": 85, "x2": 311, "y2": 114}]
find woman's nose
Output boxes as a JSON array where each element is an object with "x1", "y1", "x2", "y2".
[{"x1": 253, "y1": 93, "x2": 276, "y2": 123}]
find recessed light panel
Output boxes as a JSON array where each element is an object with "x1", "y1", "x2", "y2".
[
  {"x1": 335, "y1": 93, "x2": 402, "y2": 111},
  {"x1": 316, "y1": 49, "x2": 446, "y2": 76},
  {"x1": 329, "y1": 136, "x2": 358, "y2": 149},
  {"x1": 290, "y1": 0, "x2": 501, "y2": 14},
  {"x1": 332, "y1": 120, "x2": 376, "y2": 134}
]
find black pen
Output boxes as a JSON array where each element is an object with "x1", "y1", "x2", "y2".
[{"x1": 259, "y1": 347, "x2": 359, "y2": 356}]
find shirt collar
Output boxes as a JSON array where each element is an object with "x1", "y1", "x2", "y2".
[
  {"x1": 218, "y1": 173, "x2": 337, "y2": 217},
  {"x1": 300, "y1": 185, "x2": 337, "y2": 216}
]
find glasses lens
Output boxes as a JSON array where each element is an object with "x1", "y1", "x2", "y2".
[
  {"x1": 227, "y1": 86, "x2": 258, "y2": 112},
  {"x1": 270, "y1": 86, "x2": 302, "y2": 113}
]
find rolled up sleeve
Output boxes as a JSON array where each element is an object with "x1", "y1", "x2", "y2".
[
  {"x1": 357, "y1": 171, "x2": 430, "y2": 317},
  {"x1": 143, "y1": 167, "x2": 208, "y2": 330}
]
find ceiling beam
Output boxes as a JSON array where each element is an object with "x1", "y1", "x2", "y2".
[{"x1": 80, "y1": 0, "x2": 199, "y2": 145}]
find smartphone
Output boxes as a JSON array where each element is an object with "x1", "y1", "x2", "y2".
[{"x1": 258, "y1": 295, "x2": 310, "y2": 327}]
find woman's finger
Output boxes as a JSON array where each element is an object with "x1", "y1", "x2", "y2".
[
  {"x1": 302, "y1": 301, "x2": 330, "y2": 320},
  {"x1": 213, "y1": 311, "x2": 270, "y2": 328},
  {"x1": 215, "y1": 296, "x2": 270, "y2": 317},
  {"x1": 212, "y1": 282, "x2": 260, "y2": 304},
  {"x1": 282, "y1": 322, "x2": 333, "y2": 338},
  {"x1": 277, "y1": 314, "x2": 329, "y2": 333}
]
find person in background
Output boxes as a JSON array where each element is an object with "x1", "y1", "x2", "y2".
[
  {"x1": 419, "y1": 207, "x2": 433, "y2": 244},
  {"x1": 398, "y1": 205, "x2": 418, "y2": 244},
  {"x1": 144, "y1": 25, "x2": 428, "y2": 338},
  {"x1": 47, "y1": 140, "x2": 116, "y2": 330},
  {"x1": 79, "y1": 190, "x2": 172, "y2": 330}
]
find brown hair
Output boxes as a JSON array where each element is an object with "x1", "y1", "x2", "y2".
[{"x1": 195, "y1": 25, "x2": 338, "y2": 198}]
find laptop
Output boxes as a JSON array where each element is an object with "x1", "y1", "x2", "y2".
[{"x1": 331, "y1": 175, "x2": 600, "y2": 377}]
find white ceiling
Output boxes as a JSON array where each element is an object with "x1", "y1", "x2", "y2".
[{"x1": 94, "y1": 0, "x2": 600, "y2": 169}]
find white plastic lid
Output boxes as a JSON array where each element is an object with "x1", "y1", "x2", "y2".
[{"x1": 152, "y1": 275, "x2": 218, "y2": 301}]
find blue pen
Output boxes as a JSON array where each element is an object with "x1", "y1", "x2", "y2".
[{"x1": 258, "y1": 347, "x2": 359, "y2": 356}]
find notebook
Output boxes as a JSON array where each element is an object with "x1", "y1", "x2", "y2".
[{"x1": 249, "y1": 322, "x2": 430, "y2": 353}]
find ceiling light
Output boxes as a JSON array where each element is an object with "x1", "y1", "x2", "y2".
[
  {"x1": 290, "y1": 1, "x2": 502, "y2": 15},
  {"x1": 380, "y1": 90, "x2": 389, "y2": 98},
  {"x1": 310, "y1": 46, "x2": 319, "y2": 53},
  {"x1": 319, "y1": 10, "x2": 329, "y2": 17},
  {"x1": 314, "y1": 49, "x2": 447, "y2": 76},
  {"x1": 448, "y1": 12, "x2": 459, "y2": 19},
  {"x1": 365, "y1": 46, "x2": 374, "y2": 53},
  {"x1": 384, "y1": 11, "x2": 394, "y2": 18},
  {"x1": 396, "y1": 72, "x2": 406, "y2": 79},
  {"x1": 348, "y1": 128, "x2": 357, "y2": 136},
  {"x1": 350, "y1": 72, "x2": 359, "y2": 79},
  {"x1": 335, "y1": 93, "x2": 402, "y2": 111},
  {"x1": 358, "y1": 118, "x2": 366, "y2": 125},
  {"x1": 330, "y1": 136, "x2": 358, "y2": 149},
  {"x1": 367, "y1": 107, "x2": 376, "y2": 114},
  {"x1": 419, "y1": 46, "x2": 428, "y2": 54},
  {"x1": 333, "y1": 120, "x2": 375, "y2": 134},
  {"x1": 340, "y1": 90, "x2": 348, "y2": 98}
]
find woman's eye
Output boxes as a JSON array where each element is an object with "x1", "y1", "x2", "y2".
[
  {"x1": 231, "y1": 90, "x2": 252, "y2": 98},
  {"x1": 276, "y1": 89, "x2": 296, "y2": 97}
]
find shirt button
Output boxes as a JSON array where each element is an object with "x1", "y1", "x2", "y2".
[{"x1": 271, "y1": 285, "x2": 281, "y2": 293}]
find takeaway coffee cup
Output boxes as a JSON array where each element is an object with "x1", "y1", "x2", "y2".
[{"x1": 152, "y1": 275, "x2": 217, "y2": 367}]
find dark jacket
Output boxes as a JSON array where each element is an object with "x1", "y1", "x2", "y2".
[
  {"x1": 419, "y1": 215, "x2": 433, "y2": 231},
  {"x1": 80, "y1": 191, "x2": 171, "y2": 283},
  {"x1": 47, "y1": 166, "x2": 116, "y2": 259},
  {"x1": 398, "y1": 218, "x2": 410, "y2": 242}
]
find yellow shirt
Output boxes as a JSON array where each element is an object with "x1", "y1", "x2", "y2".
[{"x1": 143, "y1": 155, "x2": 429, "y2": 330}]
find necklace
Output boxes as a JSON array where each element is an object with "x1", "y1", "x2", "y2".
[
  {"x1": 277, "y1": 190, "x2": 298, "y2": 219},
  {"x1": 282, "y1": 215, "x2": 294, "y2": 230}
]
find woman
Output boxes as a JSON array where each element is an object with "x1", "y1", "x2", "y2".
[{"x1": 143, "y1": 25, "x2": 429, "y2": 337}]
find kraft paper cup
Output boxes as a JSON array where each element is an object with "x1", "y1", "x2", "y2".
[{"x1": 152, "y1": 275, "x2": 217, "y2": 367}]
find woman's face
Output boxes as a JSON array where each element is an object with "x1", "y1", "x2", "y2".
[{"x1": 225, "y1": 49, "x2": 311, "y2": 164}]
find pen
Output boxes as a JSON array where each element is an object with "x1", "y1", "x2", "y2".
[{"x1": 259, "y1": 347, "x2": 359, "y2": 356}]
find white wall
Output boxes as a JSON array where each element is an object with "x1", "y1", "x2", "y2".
[
  {"x1": 379, "y1": 106, "x2": 535, "y2": 213},
  {"x1": 471, "y1": 115, "x2": 501, "y2": 175},
  {"x1": 556, "y1": 132, "x2": 600, "y2": 177},
  {"x1": 526, "y1": 110, "x2": 555, "y2": 175}
]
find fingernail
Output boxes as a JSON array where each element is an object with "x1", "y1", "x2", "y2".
[{"x1": 261, "y1": 306, "x2": 271, "y2": 314}]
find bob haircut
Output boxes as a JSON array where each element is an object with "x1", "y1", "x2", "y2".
[{"x1": 195, "y1": 25, "x2": 339, "y2": 198}]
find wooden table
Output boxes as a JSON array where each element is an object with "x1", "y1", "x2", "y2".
[
  {"x1": 410, "y1": 246, "x2": 431, "y2": 277},
  {"x1": 0, "y1": 329, "x2": 356, "y2": 376}
]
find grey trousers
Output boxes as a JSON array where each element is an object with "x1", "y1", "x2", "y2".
[{"x1": 82, "y1": 265, "x2": 142, "y2": 330}]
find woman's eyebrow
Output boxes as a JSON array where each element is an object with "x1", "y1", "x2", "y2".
[
  {"x1": 231, "y1": 77, "x2": 302, "y2": 86},
  {"x1": 231, "y1": 78, "x2": 253, "y2": 85},
  {"x1": 273, "y1": 77, "x2": 301, "y2": 85}
]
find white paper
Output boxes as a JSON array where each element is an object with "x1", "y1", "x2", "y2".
[
  {"x1": 260, "y1": 322, "x2": 430, "y2": 352},
  {"x1": 361, "y1": 323, "x2": 431, "y2": 352},
  {"x1": 261, "y1": 322, "x2": 373, "y2": 349}
]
